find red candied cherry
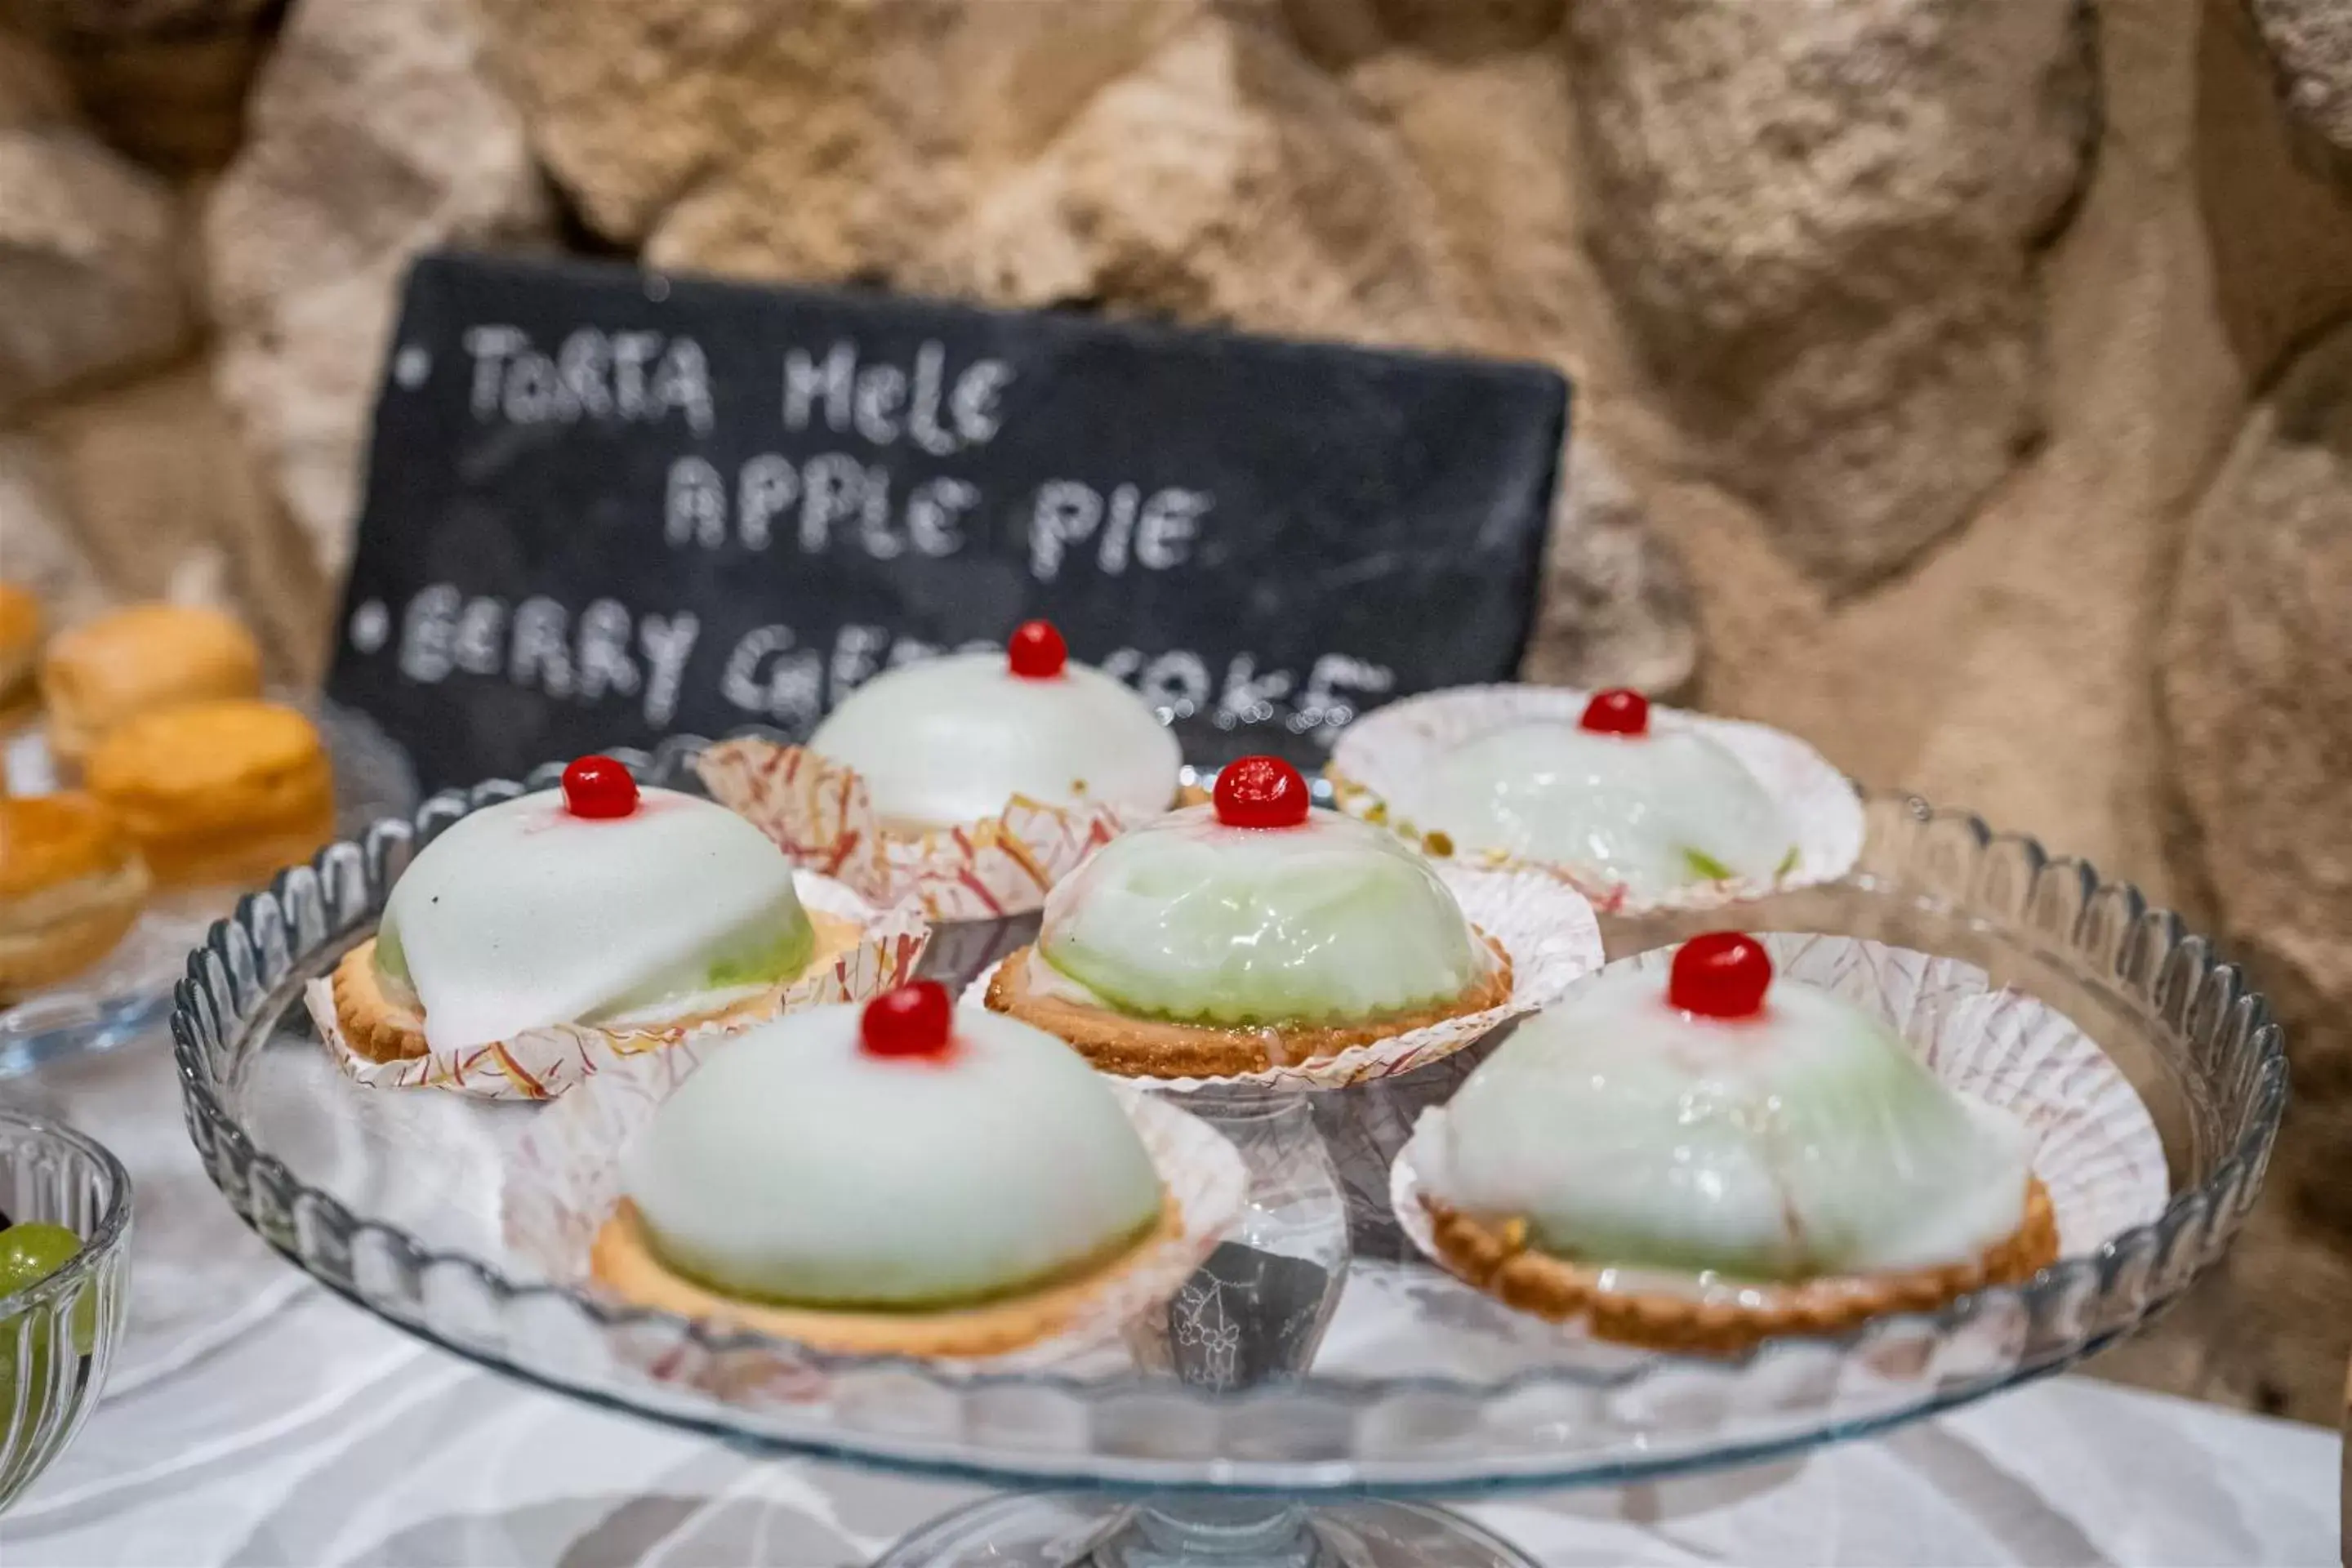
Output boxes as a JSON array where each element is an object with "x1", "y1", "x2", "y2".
[
  {"x1": 860, "y1": 981, "x2": 956, "y2": 1059},
  {"x1": 562, "y1": 755, "x2": 639, "y2": 818},
  {"x1": 1668, "y1": 932, "x2": 1773, "y2": 1020},
  {"x1": 1580, "y1": 688, "x2": 1650, "y2": 737},
  {"x1": 1008, "y1": 619, "x2": 1067, "y2": 679},
  {"x1": 1214, "y1": 755, "x2": 1311, "y2": 829}
]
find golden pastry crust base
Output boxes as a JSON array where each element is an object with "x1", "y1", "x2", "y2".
[
  {"x1": 984, "y1": 933, "x2": 1514, "y2": 1077},
  {"x1": 1420, "y1": 1178, "x2": 2060, "y2": 1356},
  {"x1": 327, "y1": 910, "x2": 868, "y2": 1063},
  {"x1": 591, "y1": 1192, "x2": 1181, "y2": 1357}
]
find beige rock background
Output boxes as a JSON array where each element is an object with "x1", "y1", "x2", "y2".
[{"x1": 5, "y1": 0, "x2": 2352, "y2": 1419}]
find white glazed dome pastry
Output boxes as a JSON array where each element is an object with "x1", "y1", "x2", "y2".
[
  {"x1": 1407, "y1": 689, "x2": 1799, "y2": 902},
  {"x1": 592, "y1": 982, "x2": 1178, "y2": 1356},
  {"x1": 1414, "y1": 933, "x2": 2057, "y2": 1352},
  {"x1": 986, "y1": 755, "x2": 1511, "y2": 1077},
  {"x1": 808, "y1": 620, "x2": 1182, "y2": 832},
  {"x1": 331, "y1": 756, "x2": 860, "y2": 1062}
]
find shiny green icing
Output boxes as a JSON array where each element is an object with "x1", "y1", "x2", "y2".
[{"x1": 1038, "y1": 809, "x2": 1487, "y2": 1026}]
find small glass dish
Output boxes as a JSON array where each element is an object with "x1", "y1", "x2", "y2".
[
  {"x1": 0, "y1": 1108, "x2": 132, "y2": 1512},
  {"x1": 0, "y1": 698, "x2": 417, "y2": 1077}
]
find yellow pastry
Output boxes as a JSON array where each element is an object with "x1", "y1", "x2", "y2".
[
  {"x1": 38, "y1": 603, "x2": 262, "y2": 764},
  {"x1": 0, "y1": 583, "x2": 40, "y2": 733},
  {"x1": 82, "y1": 699, "x2": 332, "y2": 889},
  {"x1": 0, "y1": 793, "x2": 149, "y2": 999}
]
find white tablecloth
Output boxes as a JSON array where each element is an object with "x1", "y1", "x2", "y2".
[{"x1": 0, "y1": 1049, "x2": 2337, "y2": 1567}]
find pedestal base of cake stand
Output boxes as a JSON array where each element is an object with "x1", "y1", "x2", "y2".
[{"x1": 874, "y1": 1492, "x2": 1539, "y2": 1567}]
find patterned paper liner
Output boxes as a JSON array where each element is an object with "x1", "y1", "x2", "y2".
[
  {"x1": 1391, "y1": 933, "x2": 2171, "y2": 1331},
  {"x1": 307, "y1": 871, "x2": 931, "y2": 1101},
  {"x1": 1325, "y1": 683, "x2": 1865, "y2": 915},
  {"x1": 695, "y1": 737, "x2": 1166, "y2": 922},
  {"x1": 502, "y1": 1035, "x2": 1248, "y2": 1389},
  {"x1": 961, "y1": 863, "x2": 1606, "y2": 1092}
]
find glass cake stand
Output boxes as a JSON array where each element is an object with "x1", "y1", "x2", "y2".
[{"x1": 167, "y1": 738, "x2": 2285, "y2": 1566}]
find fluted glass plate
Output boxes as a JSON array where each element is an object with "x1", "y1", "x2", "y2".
[{"x1": 169, "y1": 737, "x2": 2283, "y2": 1496}]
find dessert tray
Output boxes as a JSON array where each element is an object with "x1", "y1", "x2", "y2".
[
  {"x1": 168, "y1": 737, "x2": 2284, "y2": 1567},
  {"x1": 2, "y1": 699, "x2": 417, "y2": 1077}
]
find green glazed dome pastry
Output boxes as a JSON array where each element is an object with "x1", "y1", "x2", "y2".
[
  {"x1": 986, "y1": 756, "x2": 1511, "y2": 1077},
  {"x1": 1406, "y1": 689, "x2": 1799, "y2": 903},
  {"x1": 808, "y1": 619, "x2": 1181, "y2": 833},
  {"x1": 593, "y1": 982, "x2": 1179, "y2": 1356},
  {"x1": 331, "y1": 755, "x2": 856, "y2": 1064},
  {"x1": 1414, "y1": 933, "x2": 2058, "y2": 1353}
]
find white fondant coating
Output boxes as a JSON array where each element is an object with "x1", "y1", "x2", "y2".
[
  {"x1": 1428, "y1": 965, "x2": 2034, "y2": 1280},
  {"x1": 595, "y1": 982, "x2": 771, "y2": 1033},
  {"x1": 1038, "y1": 806, "x2": 1491, "y2": 1025},
  {"x1": 624, "y1": 1004, "x2": 1164, "y2": 1307},
  {"x1": 383, "y1": 787, "x2": 808, "y2": 1054},
  {"x1": 1410, "y1": 721, "x2": 1796, "y2": 898},
  {"x1": 809, "y1": 653, "x2": 1181, "y2": 829}
]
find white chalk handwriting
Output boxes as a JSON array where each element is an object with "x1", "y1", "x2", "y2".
[
  {"x1": 782, "y1": 339, "x2": 1012, "y2": 456},
  {"x1": 461, "y1": 326, "x2": 715, "y2": 434},
  {"x1": 354, "y1": 588, "x2": 1390, "y2": 743}
]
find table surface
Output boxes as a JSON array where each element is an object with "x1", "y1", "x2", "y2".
[{"x1": 0, "y1": 1047, "x2": 2338, "y2": 1568}]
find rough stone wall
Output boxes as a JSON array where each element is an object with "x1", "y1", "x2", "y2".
[{"x1": 7, "y1": 0, "x2": 2352, "y2": 1417}]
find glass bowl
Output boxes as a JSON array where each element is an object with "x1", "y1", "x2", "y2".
[
  {"x1": 0, "y1": 1109, "x2": 132, "y2": 1512},
  {"x1": 164, "y1": 739, "x2": 2284, "y2": 1553}
]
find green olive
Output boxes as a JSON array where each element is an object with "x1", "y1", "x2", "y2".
[
  {"x1": 0, "y1": 1223, "x2": 96, "y2": 1361},
  {"x1": 0, "y1": 1223, "x2": 81, "y2": 1294}
]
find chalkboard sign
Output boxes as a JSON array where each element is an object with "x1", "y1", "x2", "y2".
[{"x1": 328, "y1": 252, "x2": 1568, "y2": 791}]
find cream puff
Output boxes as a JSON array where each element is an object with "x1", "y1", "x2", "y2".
[
  {"x1": 0, "y1": 793, "x2": 149, "y2": 999},
  {"x1": 987, "y1": 755, "x2": 1509, "y2": 1077},
  {"x1": 332, "y1": 757, "x2": 857, "y2": 1064},
  {"x1": 82, "y1": 698, "x2": 332, "y2": 889},
  {"x1": 1412, "y1": 933, "x2": 2056, "y2": 1353},
  {"x1": 38, "y1": 604, "x2": 263, "y2": 765},
  {"x1": 594, "y1": 982, "x2": 1175, "y2": 1356}
]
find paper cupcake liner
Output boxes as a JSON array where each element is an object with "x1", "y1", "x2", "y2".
[
  {"x1": 697, "y1": 737, "x2": 1159, "y2": 921},
  {"x1": 1326, "y1": 684, "x2": 1865, "y2": 916},
  {"x1": 501, "y1": 1034, "x2": 1248, "y2": 1392},
  {"x1": 308, "y1": 871, "x2": 932, "y2": 1101},
  {"x1": 961, "y1": 862, "x2": 1606, "y2": 1092},
  {"x1": 1391, "y1": 933, "x2": 2170, "y2": 1332}
]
